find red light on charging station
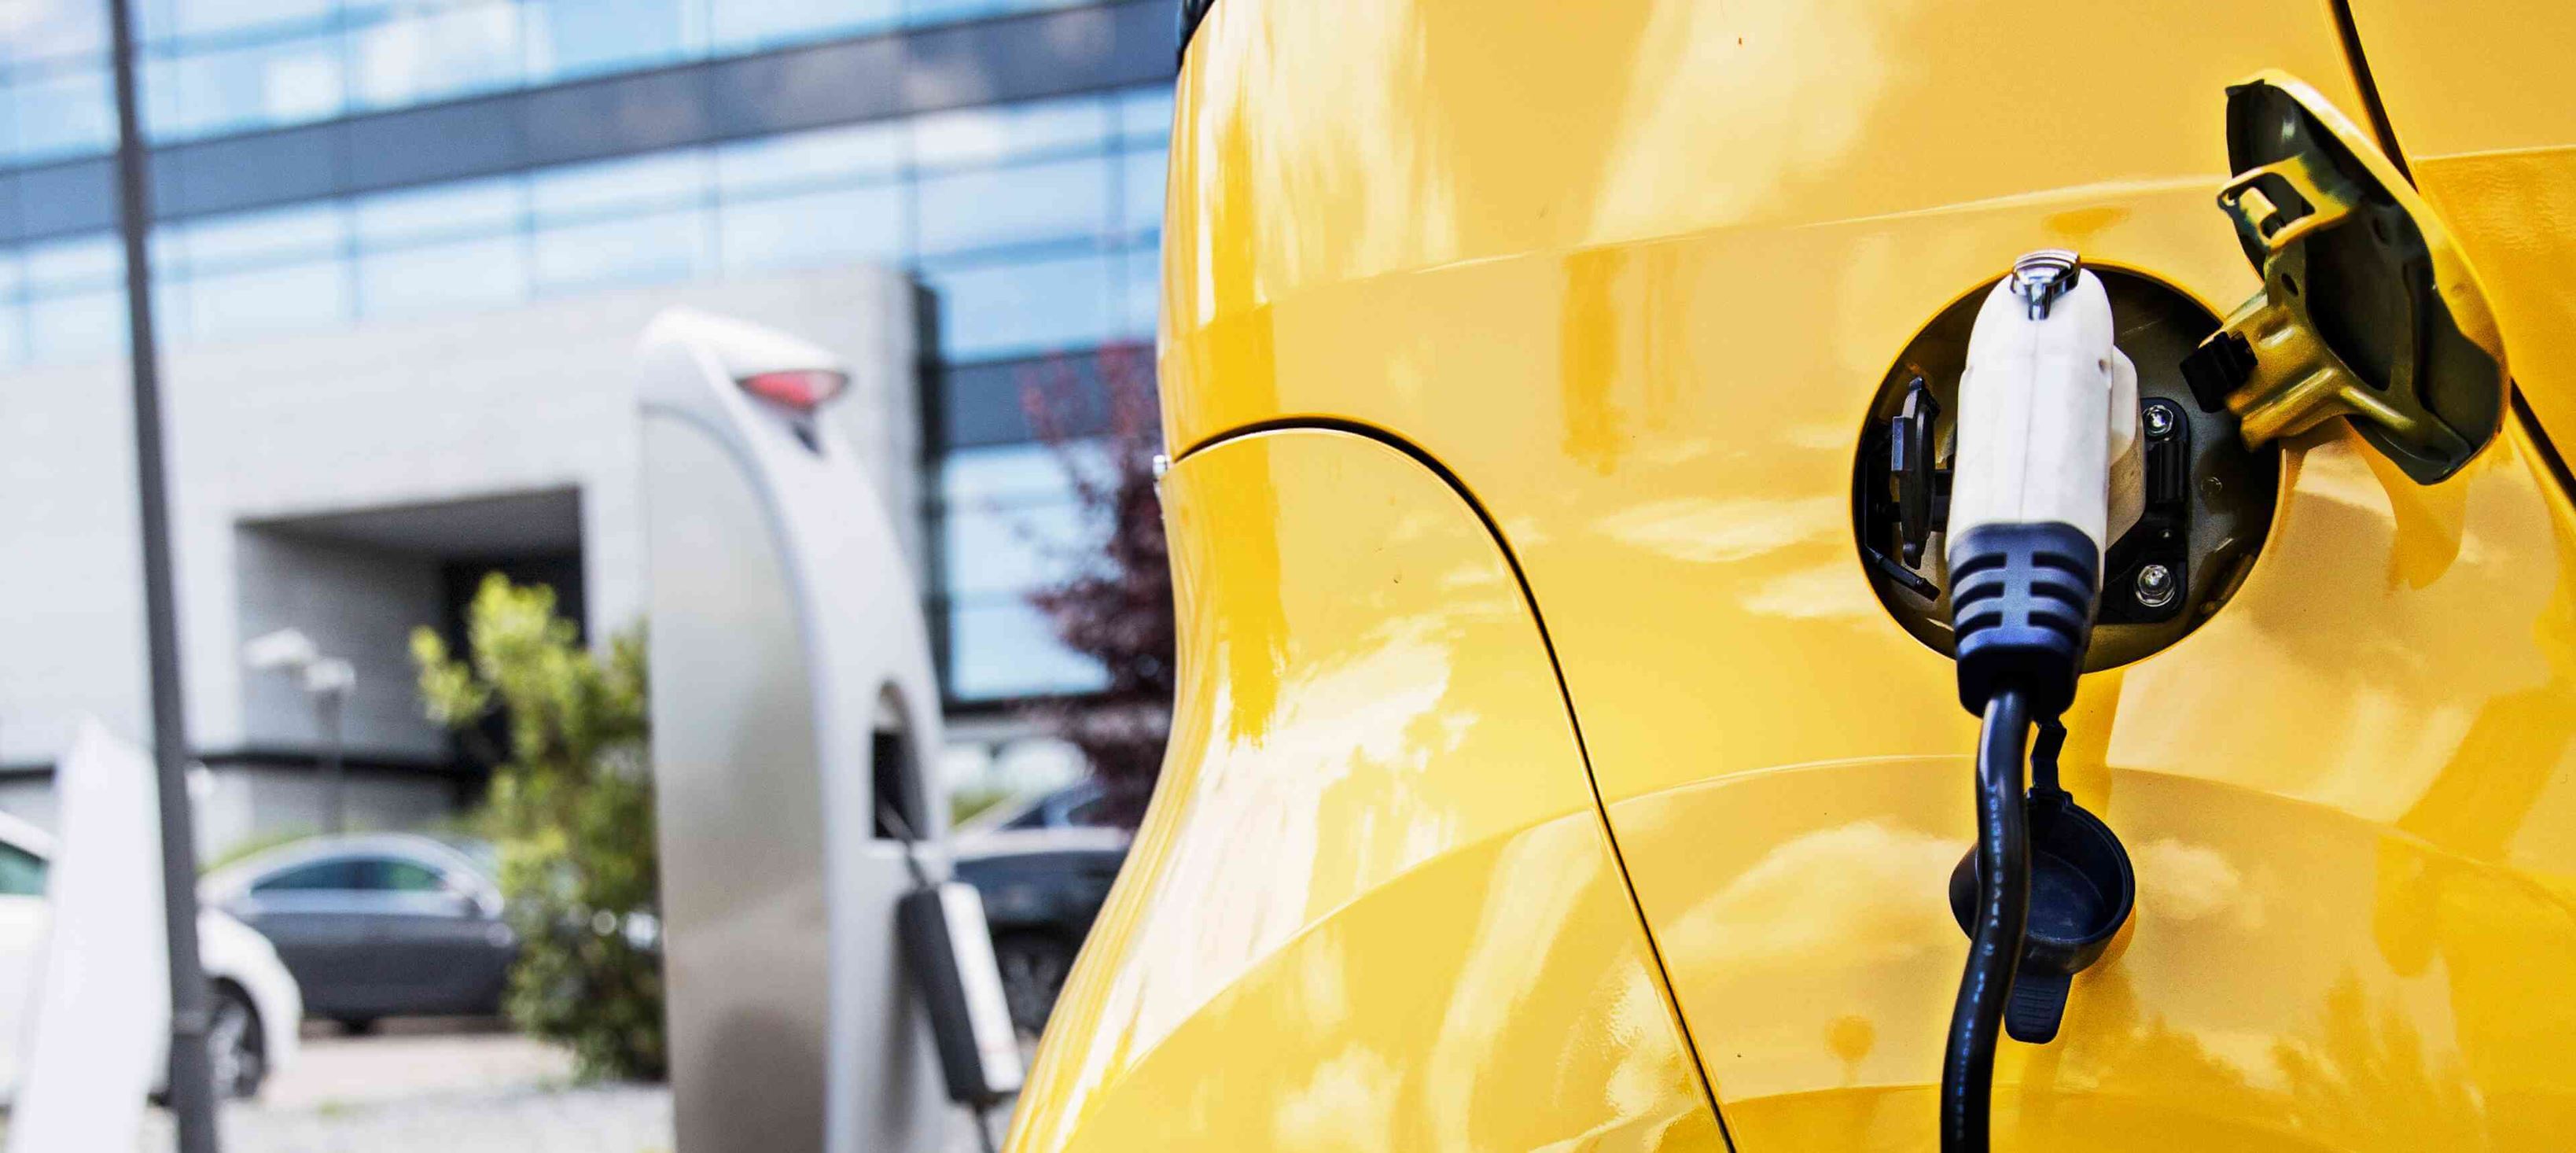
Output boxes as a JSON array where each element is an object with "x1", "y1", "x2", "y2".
[{"x1": 737, "y1": 369, "x2": 848, "y2": 412}]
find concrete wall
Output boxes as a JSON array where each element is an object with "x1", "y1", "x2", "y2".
[{"x1": 0, "y1": 263, "x2": 918, "y2": 798}]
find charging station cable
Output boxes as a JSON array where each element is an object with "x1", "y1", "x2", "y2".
[{"x1": 1938, "y1": 251, "x2": 2138, "y2": 1152}]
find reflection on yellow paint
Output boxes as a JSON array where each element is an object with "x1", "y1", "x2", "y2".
[{"x1": 1006, "y1": 431, "x2": 1720, "y2": 1151}]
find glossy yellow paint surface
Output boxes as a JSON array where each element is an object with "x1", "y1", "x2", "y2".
[
  {"x1": 2346, "y1": 0, "x2": 2576, "y2": 445},
  {"x1": 1005, "y1": 429, "x2": 1724, "y2": 1151},
  {"x1": 1069, "y1": 0, "x2": 2576, "y2": 1148}
]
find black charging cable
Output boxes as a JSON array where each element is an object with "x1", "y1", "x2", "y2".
[{"x1": 1941, "y1": 688, "x2": 2030, "y2": 1151}]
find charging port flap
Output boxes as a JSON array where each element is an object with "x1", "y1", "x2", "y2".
[{"x1": 2180, "y1": 72, "x2": 2508, "y2": 484}]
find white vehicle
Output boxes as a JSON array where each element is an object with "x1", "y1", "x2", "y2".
[{"x1": 0, "y1": 809, "x2": 302, "y2": 1100}]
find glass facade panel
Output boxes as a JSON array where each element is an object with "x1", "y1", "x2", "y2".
[
  {"x1": 530, "y1": 0, "x2": 706, "y2": 81},
  {"x1": 1117, "y1": 145, "x2": 1163, "y2": 238},
  {"x1": 188, "y1": 258, "x2": 352, "y2": 339},
  {"x1": 355, "y1": 175, "x2": 527, "y2": 245},
  {"x1": 718, "y1": 183, "x2": 903, "y2": 274},
  {"x1": 708, "y1": 0, "x2": 900, "y2": 54},
  {"x1": 359, "y1": 234, "x2": 530, "y2": 315},
  {"x1": 715, "y1": 120, "x2": 904, "y2": 194},
  {"x1": 941, "y1": 440, "x2": 1102, "y2": 507},
  {"x1": 533, "y1": 206, "x2": 711, "y2": 292},
  {"x1": 26, "y1": 289, "x2": 127, "y2": 364},
  {"x1": 24, "y1": 234, "x2": 122, "y2": 292},
  {"x1": 915, "y1": 155, "x2": 1107, "y2": 259},
  {"x1": 942, "y1": 497, "x2": 1095, "y2": 598},
  {"x1": 145, "y1": 0, "x2": 334, "y2": 42},
  {"x1": 9, "y1": 0, "x2": 107, "y2": 64},
  {"x1": 1117, "y1": 241, "x2": 1158, "y2": 341},
  {"x1": 13, "y1": 64, "x2": 113, "y2": 161},
  {"x1": 923, "y1": 251, "x2": 1114, "y2": 361},
  {"x1": 911, "y1": 94, "x2": 1108, "y2": 171},
  {"x1": 155, "y1": 32, "x2": 345, "y2": 139},
  {"x1": 179, "y1": 203, "x2": 348, "y2": 268},
  {"x1": 1113, "y1": 86, "x2": 1172, "y2": 145},
  {"x1": 352, "y1": 1, "x2": 528, "y2": 110},
  {"x1": 532, "y1": 150, "x2": 712, "y2": 220},
  {"x1": 0, "y1": 307, "x2": 24, "y2": 368},
  {"x1": 947, "y1": 597, "x2": 1106, "y2": 701}
]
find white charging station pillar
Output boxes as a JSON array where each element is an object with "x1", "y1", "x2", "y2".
[{"x1": 638, "y1": 307, "x2": 952, "y2": 1153}]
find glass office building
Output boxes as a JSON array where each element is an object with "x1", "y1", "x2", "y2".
[{"x1": 0, "y1": 0, "x2": 1173, "y2": 707}]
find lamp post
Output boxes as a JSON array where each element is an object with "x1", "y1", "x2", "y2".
[
  {"x1": 105, "y1": 0, "x2": 218, "y2": 1146},
  {"x1": 244, "y1": 629, "x2": 357, "y2": 834}
]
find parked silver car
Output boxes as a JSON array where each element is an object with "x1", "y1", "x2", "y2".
[{"x1": 201, "y1": 833, "x2": 516, "y2": 1033}]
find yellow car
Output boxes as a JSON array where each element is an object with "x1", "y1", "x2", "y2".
[{"x1": 1011, "y1": 2, "x2": 2576, "y2": 1149}]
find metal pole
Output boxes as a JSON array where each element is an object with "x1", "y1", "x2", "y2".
[
  {"x1": 320, "y1": 688, "x2": 345, "y2": 835},
  {"x1": 105, "y1": 0, "x2": 221, "y2": 1147}
]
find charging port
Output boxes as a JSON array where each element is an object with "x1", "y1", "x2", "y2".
[{"x1": 1853, "y1": 270, "x2": 2280, "y2": 670}]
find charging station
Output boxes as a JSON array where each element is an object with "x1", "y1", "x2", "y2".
[{"x1": 638, "y1": 308, "x2": 1018, "y2": 1153}]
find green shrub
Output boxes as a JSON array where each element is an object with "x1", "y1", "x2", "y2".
[{"x1": 411, "y1": 575, "x2": 663, "y2": 1081}]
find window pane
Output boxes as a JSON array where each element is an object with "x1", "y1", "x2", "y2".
[
  {"x1": 0, "y1": 842, "x2": 43, "y2": 897},
  {"x1": 353, "y1": 2, "x2": 528, "y2": 110},
  {"x1": 360, "y1": 234, "x2": 529, "y2": 316},
  {"x1": 719, "y1": 183, "x2": 903, "y2": 274},
  {"x1": 9, "y1": 0, "x2": 107, "y2": 64},
  {"x1": 179, "y1": 203, "x2": 348, "y2": 271},
  {"x1": 157, "y1": 32, "x2": 344, "y2": 140},
  {"x1": 941, "y1": 440, "x2": 1104, "y2": 506},
  {"x1": 153, "y1": 278, "x2": 193, "y2": 346},
  {"x1": 530, "y1": 0, "x2": 704, "y2": 82},
  {"x1": 189, "y1": 258, "x2": 351, "y2": 339},
  {"x1": 943, "y1": 498, "x2": 1096, "y2": 598},
  {"x1": 948, "y1": 597, "x2": 1106, "y2": 701},
  {"x1": 355, "y1": 175, "x2": 528, "y2": 246},
  {"x1": 922, "y1": 251, "x2": 1114, "y2": 360},
  {"x1": 911, "y1": 94, "x2": 1109, "y2": 171},
  {"x1": 916, "y1": 155, "x2": 1108, "y2": 259},
  {"x1": 24, "y1": 234, "x2": 122, "y2": 292},
  {"x1": 374, "y1": 858, "x2": 447, "y2": 892},
  {"x1": 14, "y1": 64, "x2": 113, "y2": 161},
  {"x1": 1117, "y1": 146, "x2": 1164, "y2": 238},
  {"x1": 1114, "y1": 85, "x2": 1173, "y2": 145},
  {"x1": 253, "y1": 857, "x2": 366, "y2": 892},
  {"x1": 27, "y1": 290, "x2": 126, "y2": 363},
  {"x1": 156, "y1": 0, "x2": 333, "y2": 42},
  {"x1": 534, "y1": 207, "x2": 712, "y2": 292},
  {"x1": 903, "y1": 0, "x2": 1086, "y2": 27},
  {"x1": 709, "y1": 0, "x2": 898, "y2": 53},
  {"x1": 0, "y1": 307, "x2": 25, "y2": 369},
  {"x1": 716, "y1": 121, "x2": 904, "y2": 197},
  {"x1": 1119, "y1": 242, "x2": 1158, "y2": 343},
  {"x1": 532, "y1": 151, "x2": 710, "y2": 222}
]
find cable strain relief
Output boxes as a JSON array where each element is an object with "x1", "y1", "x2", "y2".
[{"x1": 1949, "y1": 521, "x2": 2099, "y2": 717}]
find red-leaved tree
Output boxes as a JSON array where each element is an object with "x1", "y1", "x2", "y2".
[{"x1": 1017, "y1": 342, "x2": 1174, "y2": 827}]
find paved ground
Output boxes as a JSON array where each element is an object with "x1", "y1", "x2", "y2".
[
  {"x1": 128, "y1": 1018, "x2": 1009, "y2": 1152},
  {"x1": 138, "y1": 1019, "x2": 675, "y2": 1153}
]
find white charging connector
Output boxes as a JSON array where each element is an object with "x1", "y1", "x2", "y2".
[{"x1": 1941, "y1": 252, "x2": 2143, "y2": 717}]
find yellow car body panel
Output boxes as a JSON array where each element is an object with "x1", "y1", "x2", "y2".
[
  {"x1": 1008, "y1": 428, "x2": 1724, "y2": 1151},
  {"x1": 2343, "y1": 0, "x2": 2576, "y2": 445},
  {"x1": 1018, "y1": 0, "x2": 2576, "y2": 1148}
]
